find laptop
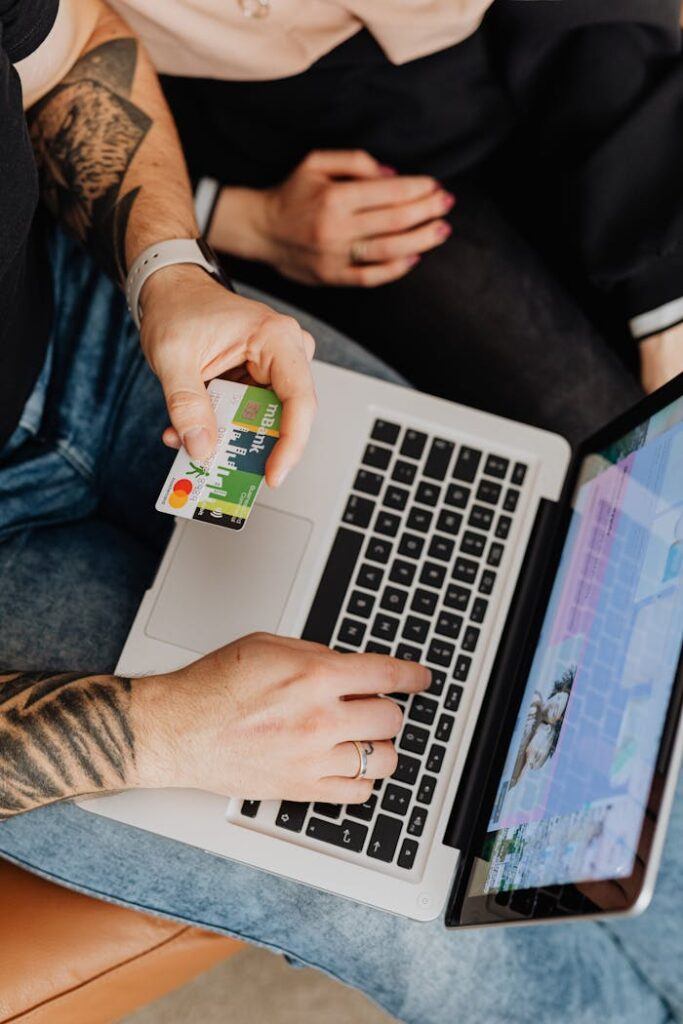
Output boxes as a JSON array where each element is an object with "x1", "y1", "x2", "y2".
[{"x1": 78, "y1": 363, "x2": 683, "y2": 927}]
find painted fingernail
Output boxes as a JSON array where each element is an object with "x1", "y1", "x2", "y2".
[
  {"x1": 442, "y1": 191, "x2": 456, "y2": 209},
  {"x1": 182, "y1": 426, "x2": 211, "y2": 459},
  {"x1": 379, "y1": 164, "x2": 397, "y2": 176},
  {"x1": 437, "y1": 221, "x2": 452, "y2": 238}
]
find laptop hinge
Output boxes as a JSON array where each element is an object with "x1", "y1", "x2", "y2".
[{"x1": 442, "y1": 496, "x2": 562, "y2": 858}]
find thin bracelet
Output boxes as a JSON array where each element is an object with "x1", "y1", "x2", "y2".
[{"x1": 194, "y1": 177, "x2": 222, "y2": 238}]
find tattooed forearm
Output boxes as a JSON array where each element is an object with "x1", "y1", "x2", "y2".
[
  {"x1": 28, "y1": 38, "x2": 150, "y2": 283},
  {"x1": 0, "y1": 671, "x2": 135, "y2": 818}
]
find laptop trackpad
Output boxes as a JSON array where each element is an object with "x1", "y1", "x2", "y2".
[{"x1": 145, "y1": 506, "x2": 313, "y2": 655}]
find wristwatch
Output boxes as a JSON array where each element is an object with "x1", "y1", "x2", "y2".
[{"x1": 125, "y1": 237, "x2": 229, "y2": 330}]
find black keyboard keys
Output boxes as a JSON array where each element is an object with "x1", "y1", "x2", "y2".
[
  {"x1": 479, "y1": 569, "x2": 497, "y2": 594},
  {"x1": 411, "y1": 588, "x2": 438, "y2": 616},
  {"x1": 347, "y1": 590, "x2": 375, "y2": 618},
  {"x1": 306, "y1": 817, "x2": 368, "y2": 852},
  {"x1": 495, "y1": 515, "x2": 512, "y2": 539},
  {"x1": 476, "y1": 479, "x2": 501, "y2": 505},
  {"x1": 445, "y1": 683, "x2": 463, "y2": 712},
  {"x1": 408, "y1": 695, "x2": 438, "y2": 725},
  {"x1": 402, "y1": 615, "x2": 429, "y2": 644},
  {"x1": 417, "y1": 775, "x2": 437, "y2": 805},
  {"x1": 428, "y1": 535, "x2": 454, "y2": 561},
  {"x1": 435, "y1": 611, "x2": 462, "y2": 639},
  {"x1": 346, "y1": 794, "x2": 377, "y2": 821},
  {"x1": 484, "y1": 454, "x2": 509, "y2": 479},
  {"x1": 460, "y1": 530, "x2": 486, "y2": 557},
  {"x1": 368, "y1": 815, "x2": 403, "y2": 862},
  {"x1": 398, "y1": 533, "x2": 425, "y2": 559},
  {"x1": 452, "y1": 446, "x2": 481, "y2": 482},
  {"x1": 427, "y1": 638, "x2": 454, "y2": 668},
  {"x1": 415, "y1": 481, "x2": 440, "y2": 506},
  {"x1": 381, "y1": 783, "x2": 411, "y2": 816},
  {"x1": 384, "y1": 485, "x2": 409, "y2": 511},
  {"x1": 423, "y1": 438, "x2": 454, "y2": 480},
  {"x1": 462, "y1": 625, "x2": 480, "y2": 652},
  {"x1": 453, "y1": 655, "x2": 472, "y2": 682},
  {"x1": 357, "y1": 563, "x2": 383, "y2": 591},
  {"x1": 338, "y1": 617, "x2": 366, "y2": 647},
  {"x1": 343, "y1": 494, "x2": 375, "y2": 528},
  {"x1": 400, "y1": 724, "x2": 429, "y2": 755},
  {"x1": 488, "y1": 542, "x2": 504, "y2": 567},
  {"x1": 400, "y1": 429, "x2": 427, "y2": 460},
  {"x1": 371, "y1": 419, "x2": 400, "y2": 446},
  {"x1": 313, "y1": 802, "x2": 342, "y2": 818},
  {"x1": 444, "y1": 583, "x2": 470, "y2": 612},
  {"x1": 371, "y1": 613, "x2": 399, "y2": 642},
  {"x1": 276, "y1": 801, "x2": 308, "y2": 832},
  {"x1": 436, "y1": 509, "x2": 462, "y2": 535},
  {"x1": 408, "y1": 807, "x2": 427, "y2": 836},
  {"x1": 363, "y1": 443, "x2": 392, "y2": 470},
  {"x1": 397, "y1": 838, "x2": 419, "y2": 870},
  {"x1": 512, "y1": 462, "x2": 527, "y2": 486},
  {"x1": 426, "y1": 744, "x2": 446, "y2": 773},
  {"x1": 395, "y1": 643, "x2": 422, "y2": 662},
  {"x1": 452, "y1": 557, "x2": 478, "y2": 584},
  {"x1": 420, "y1": 561, "x2": 446, "y2": 588},
  {"x1": 389, "y1": 559, "x2": 416, "y2": 586},
  {"x1": 366, "y1": 537, "x2": 392, "y2": 563},
  {"x1": 503, "y1": 488, "x2": 520, "y2": 512},
  {"x1": 392, "y1": 460, "x2": 417, "y2": 486},
  {"x1": 469, "y1": 504, "x2": 494, "y2": 530},
  {"x1": 381, "y1": 585, "x2": 408, "y2": 614},
  {"x1": 445, "y1": 483, "x2": 470, "y2": 508},
  {"x1": 470, "y1": 597, "x2": 488, "y2": 623},
  {"x1": 354, "y1": 468, "x2": 383, "y2": 496},
  {"x1": 426, "y1": 670, "x2": 446, "y2": 696},
  {"x1": 375, "y1": 511, "x2": 400, "y2": 537},
  {"x1": 393, "y1": 754, "x2": 421, "y2": 785},
  {"x1": 436, "y1": 714, "x2": 455, "y2": 743},
  {"x1": 407, "y1": 507, "x2": 432, "y2": 532},
  {"x1": 240, "y1": 800, "x2": 260, "y2": 818}
]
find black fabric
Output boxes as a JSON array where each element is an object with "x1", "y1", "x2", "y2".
[
  {"x1": 0, "y1": 0, "x2": 57, "y2": 449},
  {"x1": 161, "y1": 0, "x2": 683, "y2": 335}
]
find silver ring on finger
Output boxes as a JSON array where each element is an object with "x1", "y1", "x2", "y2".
[
  {"x1": 352, "y1": 740, "x2": 375, "y2": 779},
  {"x1": 350, "y1": 239, "x2": 368, "y2": 265}
]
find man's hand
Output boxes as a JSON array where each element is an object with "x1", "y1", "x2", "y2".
[
  {"x1": 136, "y1": 635, "x2": 430, "y2": 805},
  {"x1": 640, "y1": 322, "x2": 683, "y2": 394},
  {"x1": 208, "y1": 150, "x2": 455, "y2": 287},
  {"x1": 139, "y1": 266, "x2": 316, "y2": 486}
]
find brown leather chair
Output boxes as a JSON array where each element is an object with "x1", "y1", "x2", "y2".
[{"x1": 0, "y1": 859, "x2": 243, "y2": 1024}]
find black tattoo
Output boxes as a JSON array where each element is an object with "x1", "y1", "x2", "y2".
[
  {"x1": 0, "y1": 671, "x2": 135, "y2": 818},
  {"x1": 28, "y1": 38, "x2": 151, "y2": 283}
]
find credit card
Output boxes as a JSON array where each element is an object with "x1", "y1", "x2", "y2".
[{"x1": 156, "y1": 379, "x2": 281, "y2": 531}]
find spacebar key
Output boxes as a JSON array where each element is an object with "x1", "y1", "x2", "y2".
[
  {"x1": 306, "y1": 817, "x2": 368, "y2": 852},
  {"x1": 301, "y1": 527, "x2": 364, "y2": 645}
]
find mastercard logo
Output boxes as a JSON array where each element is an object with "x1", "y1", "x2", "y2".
[{"x1": 168, "y1": 478, "x2": 193, "y2": 508}]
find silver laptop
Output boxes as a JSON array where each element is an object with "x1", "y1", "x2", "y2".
[{"x1": 79, "y1": 363, "x2": 683, "y2": 927}]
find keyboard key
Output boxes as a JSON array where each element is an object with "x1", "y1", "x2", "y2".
[
  {"x1": 402, "y1": 615, "x2": 430, "y2": 644},
  {"x1": 409, "y1": 695, "x2": 438, "y2": 725},
  {"x1": 445, "y1": 483, "x2": 470, "y2": 508},
  {"x1": 400, "y1": 724, "x2": 429, "y2": 755},
  {"x1": 411, "y1": 588, "x2": 438, "y2": 616},
  {"x1": 366, "y1": 640, "x2": 391, "y2": 654},
  {"x1": 444, "y1": 583, "x2": 471, "y2": 612},
  {"x1": 368, "y1": 815, "x2": 403, "y2": 862},
  {"x1": 346, "y1": 794, "x2": 377, "y2": 821},
  {"x1": 400, "y1": 429, "x2": 427, "y2": 460},
  {"x1": 354, "y1": 468, "x2": 383, "y2": 496},
  {"x1": 392, "y1": 460, "x2": 417, "y2": 485},
  {"x1": 470, "y1": 597, "x2": 488, "y2": 623},
  {"x1": 436, "y1": 509, "x2": 462, "y2": 535},
  {"x1": 398, "y1": 532, "x2": 425, "y2": 559},
  {"x1": 390, "y1": 692, "x2": 408, "y2": 703},
  {"x1": 423, "y1": 438, "x2": 454, "y2": 480},
  {"x1": 452, "y1": 445, "x2": 481, "y2": 482},
  {"x1": 452, "y1": 557, "x2": 478, "y2": 584},
  {"x1": 371, "y1": 613, "x2": 399, "y2": 642},
  {"x1": 397, "y1": 838, "x2": 419, "y2": 869},
  {"x1": 503, "y1": 488, "x2": 520, "y2": 512},
  {"x1": 343, "y1": 494, "x2": 375, "y2": 528},
  {"x1": 314, "y1": 802, "x2": 341, "y2": 818},
  {"x1": 415, "y1": 481, "x2": 441, "y2": 506},
  {"x1": 469, "y1": 504, "x2": 494, "y2": 530},
  {"x1": 460, "y1": 530, "x2": 486, "y2": 557},
  {"x1": 484, "y1": 454, "x2": 509, "y2": 479},
  {"x1": 389, "y1": 559, "x2": 416, "y2": 586},
  {"x1": 240, "y1": 800, "x2": 260, "y2": 818},
  {"x1": 426, "y1": 670, "x2": 446, "y2": 696},
  {"x1": 375, "y1": 511, "x2": 400, "y2": 537},
  {"x1": 420, "y1": 561, "x2": 447, "y2": 588},
  {"x1": 453, "y1": 655, "x2": 472, "y2": 682},
  {"x1": 347, "y1": 590, "x2": 375, "y2": 618},
  {"x1": 366, "y1": 537, "x2": 392, "y2": 564},
  {"x1": 428, "y1": 535, "x2": 454, "y2": 561},
  {"x1": 395, "y1": 642, "x2": 422, "y2": 662},
  {"x1": 495, "y1": 515, "x2": 512, "y2": 539},
  {"x1": 407, "y1": 507, "x2": 432, "y2": 532},
  {"x1": 435, "y1": 714, "x2": 455, "y2": 743},
  {"x1": 417, "y1": 775, "x2": 437, "y2": 805},
  {"x1": 306, "y1": 816, "x2": 368, "y2": 852},
  {"x1": 435, "y1": 611, "x2": 462, "y2": 639},
  {"x1": 334, "y1": 645, "x2": 354, "y2": 653},
  {"x1": 479, "y1": 569, "x2": 497, "y2": 594},
  {"x1": 276, "y1": 801, "x2": 308, "y2": 832},
  {"x1": 363, "y1": 443, "x2": 391, "y2": 470},
  {"x1": 427, "y1": 638, "x2": 455, "y2": 668},
  {"x1": 488, "y1": 542, "x2": 504, "y2": 567},
  {"x1": 357, "y1": 562, "x2": 383, "y2": 591},
  {"x1": 462, "y1": 625, "x2": 480, "y2": 652},
  {"x1": 380, "y1": 585, "x2": 408, "y2": 614},
  {"x1": 408, "y1": 807, "x2": 428, "y2": 836},
  {"x1": 476, "y1": 480, "x2": 501, "y2": 505},
  {"x1": 382, "y1": 783, "x2": 411, "y2": 816},
  {"x1": 338, "y1": 617, "x2": 366, "y2": 647},
  {"x1": 393, "y1": 754, "x2": 421, "y2": 786},
  {"x1": 384, "y1": 485, "x2": 409, "y2": 511},
  {"x1": 426, "y1": 744, "x2": 446, "y2": 773},
  {"x1": 512, "y1": 462, "x2": 528, "y2": 486},
  {"x1": 371, "y1": 419, "x2": 400, "y2": 446},
  {"x1": 445, "y1": 683, "x2": 463, "y2": 712}
]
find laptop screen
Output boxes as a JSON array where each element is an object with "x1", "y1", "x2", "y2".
[{"x1": 473, "y1": 390, "x2": 683, "y2": 900}]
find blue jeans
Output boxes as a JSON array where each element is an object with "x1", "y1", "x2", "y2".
[{"x1": 0, "y1": 232, "x2": 681, "y2": 1024}]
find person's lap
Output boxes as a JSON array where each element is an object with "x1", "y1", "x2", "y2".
[{"x1": 0, "y1": 232, "x2": 677, "y2": 1024}]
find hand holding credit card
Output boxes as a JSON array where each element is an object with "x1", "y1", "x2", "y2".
[{"x1": 156, "y1": 380, "x2": 281, "y2": 531}]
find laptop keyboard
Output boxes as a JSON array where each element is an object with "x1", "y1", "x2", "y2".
[{"x1": 237, "y1": 418, "x2": 528, "y2": 873}]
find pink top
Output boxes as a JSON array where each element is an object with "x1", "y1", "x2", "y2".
[{"x1": 110, "y1": 0, "x2": 492, "y2": 81}]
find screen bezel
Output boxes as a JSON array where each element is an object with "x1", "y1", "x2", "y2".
[{"x1": 449, "y1": 372, "x2": 683, "y2": 927}]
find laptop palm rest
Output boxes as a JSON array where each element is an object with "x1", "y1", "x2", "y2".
[{"x1": 145, "y1": 505, "x2": 313, "y2": 655}]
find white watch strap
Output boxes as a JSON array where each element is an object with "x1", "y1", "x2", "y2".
[
  {"x1": 194, "y1": 177, "x2": 221, "y2": 236},
  {"x1": 125, "y1": 238, "x2": 217, "y2": 329}
]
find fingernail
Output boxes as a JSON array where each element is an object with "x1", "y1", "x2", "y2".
[
  {"x1": 182, "y1": 427, "x2": 211, "y2": 459},
  {"x1": 408, "y1": 255, "x2": 421, "y2": 267},
  {"x1": 437, "y1": 221, "x2": 452, "y2": 238},
  {"x1": 379, "y1": 164, "x2": 397, "y2": 176},
  {"x1": 271, "y1": 466, "x2": 290, "y2": 488},
  {"x1": 442, "y1": 191, "x2": 456, "y2": 209}
]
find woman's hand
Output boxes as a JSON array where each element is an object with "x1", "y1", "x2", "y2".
[
  {"x1": 640, "y1": 322, "x2": 683, "y2": 394},
  {"x1": 135, "y1": 633, "x2": 430, "y2": 804},
  {"x1": 139, "y1": 263, "x2": 316, "y2": 485},
  {"x1": 208, "y1": 149, "x2": 455, "y2": 287}
]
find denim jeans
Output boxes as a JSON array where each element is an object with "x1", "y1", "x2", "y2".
[{"x1": 0, "y1": 232, "x2": 680, "y2": 1024}]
